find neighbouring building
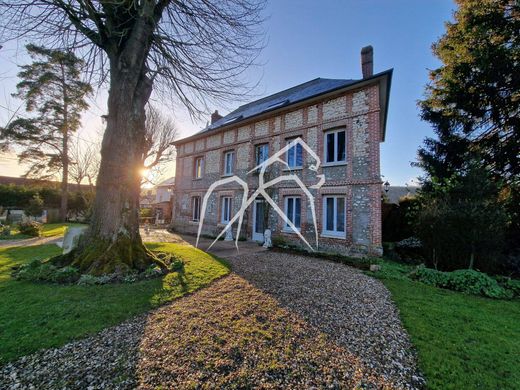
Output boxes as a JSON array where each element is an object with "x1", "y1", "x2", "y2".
[
  {"x1": 384, "y1": 185, "x2": 419, "y2": 205},
  {"x1": 172, "y1": 46, "x2": 392, "y2": 256},
  {"x1": 152, "y1": 177, "x2": 175, "y2": 224}
]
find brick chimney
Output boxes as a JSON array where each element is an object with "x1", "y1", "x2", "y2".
[
  {"x1": 361, "y1": 46, "x2": 373, "y2": 78},
  {"x1": 211, "y1": 110, "x2": 223, "y2": 124}
]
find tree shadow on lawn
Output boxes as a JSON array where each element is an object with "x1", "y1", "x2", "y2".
[{"x1": 0, "y1": 242, "x2": 230, "y2": 366}]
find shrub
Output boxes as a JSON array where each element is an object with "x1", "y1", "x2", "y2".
[
  {"x1": 143, "y1": 265, "x2": 163, "y2": 279},
  {"x1": 271, "y1": 235, "x2": 287, "y2": 248},
  {"x1": 52, "y1": 266, "x2": 80, "y2": 283},
  {"x1": 24, "y1": 193, "x2": 44, "y2": 218},
  {"x1": 0, "y1": 224, "x2": 11, "y2": 237},
  {"x1": 411, "y1": 266, "x2": 511, "y2": 299},
  {"x1": 18, "y1": 221, "x2": 42, "y2": 237},
  {"x1": 15, "y1": 260, "x2": 80, "y2": 283},
  {"x1": 156, "y1": 252, "x2": 184, "y2": 272},
  {"x1": 495, "y1": 276, "x2": 520, "y2": 298},
  {"x1": 77, "y1": 273, "x2": 116, "y2": 285}
]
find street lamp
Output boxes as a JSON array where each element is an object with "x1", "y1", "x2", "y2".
[{"x1": 384, "y1": 181, "x2": 390, "y2": 193}]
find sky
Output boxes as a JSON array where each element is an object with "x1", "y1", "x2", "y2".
[{"x1": 0, "y1": 0, "x2": 456, "y2": 187}]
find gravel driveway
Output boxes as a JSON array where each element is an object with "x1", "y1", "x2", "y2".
[
  {"x1": 226, "y1": 251, "x2": 424, "y2": 388},
  {"x1": 0, "y1": 251, "x2": 424, "y2": 389}
]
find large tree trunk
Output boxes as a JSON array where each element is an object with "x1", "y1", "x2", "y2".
[{"x1": 51, "y1": 19, "x2": 165, "y2": 275}]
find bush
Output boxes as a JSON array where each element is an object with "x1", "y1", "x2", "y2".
[
  {"x1": 143, "y1": 265, "x2": 163, "y2": 279},
  {"x1": 411, "y1": 266, "x2": 511, "y2": 299},
  {"x1": 18, "y1": 221, "x2": 42, "y2": 237},
  {"x1": 24, "y1": 193, "x2": 44, "y2": 218},
  {"x1": 52, "y1": 266, "x2": 80, "y2": 283},
  {"x1": 15, "y1": 259, "x2": 80, "y2": 283},
  {"x1": 77, "y1": 273, "x2": 116, "y2": 285},
  {"x1": 495, "y1": 276, "x2": 520, "y2": 298},
  {"x1": 0, "y1": 224, "x2": 11, "y2": 237},
  {"x1": 156, "y1": 252, "x2": 184, "y2": 272}
]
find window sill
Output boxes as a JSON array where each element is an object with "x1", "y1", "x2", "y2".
[
  {"x1": 282, "y1": 227, "x2": 301, "y2": 234},
  {"x1": 192, "y1": 177, "x2": 203, "y2": 181},
  {"x1": 321, "y1": 232, "x2": 346, "y2": 239},
  {"x1": 282, "y1": 167, "x2": 303, "y2": 172},
  {"x1": 221, "y1": 173, "x2": 234, "y2": 178},
  {"x1": 322, "y1": 162, "x2": 347, "y2": 168},
  {"x1": 189, "y1": 220, "x2": 200, "y2": 225}
]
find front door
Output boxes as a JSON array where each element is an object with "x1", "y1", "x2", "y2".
[{"x1": 252, "y1": 199, "x2": 265, "y2": 242}]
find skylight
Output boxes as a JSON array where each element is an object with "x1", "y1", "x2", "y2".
[
  {"x1": 222, "y1": 115, "x2": 243, "y2": 124},
  {"x1": 266, "y1": 99, "x2": 289, "y2": 110}
]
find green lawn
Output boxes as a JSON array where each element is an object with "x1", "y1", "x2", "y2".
[
  {"x1": 0, "y1": 242, "x2": 230, "y2": 364},
  {"x1": 0, "y1": 222, "x2": 86, "y2": 240},
  {"x1": 40, "y1": 222, "x2": 86, "y2": 237},
  {"x1": 373, "y1": 262, "x2": 520, "y2": 390}
]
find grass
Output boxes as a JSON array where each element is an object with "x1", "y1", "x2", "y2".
[
  {"x1": 0, "y1": 242, "x2": 230, "y2": 364},
  {"x1": 0, "y1": 222, "x2": 86, "y2": 240},
  {"x1": 40, "y1": 222, "x2": 86, "y2": 237},
  {"x1": 370, "y1": 260, "x2": 520, "y2": 390}
]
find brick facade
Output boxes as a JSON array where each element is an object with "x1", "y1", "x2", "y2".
[{"x1": 172, "y1": 68, "x2": 390, "y2": 256}]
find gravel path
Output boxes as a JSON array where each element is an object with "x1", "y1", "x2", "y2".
[
  {"x1": 226, "y1": 251, "x2": 425, "y2": 389},
  {"x1": 0, "y1": 236, "x2": 62, "y2": 248},
  {"x1": 0, "y1": 251, "x2": 424, "y2": 389}
]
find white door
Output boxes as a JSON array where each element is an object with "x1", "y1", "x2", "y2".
[{"x1": 252, "y1": 200, "x2": 265, "y2": 242}]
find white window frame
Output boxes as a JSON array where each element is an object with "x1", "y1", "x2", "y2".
[
  {"x1": 283, "y1": 196, "x2": 301, "y2": 231},
  {"x1": 324, "y1": 128, "x2": 346, "y2": 165},
  {"x1": 286, "y1": 138, "x2": 303, "y2": 169},
  {"x1": 322, "y1": 196, "x2": 346, "y2": 237},
  {"x1": 192, "y1": 196, "x2": 201, "y2": 222},
  {"x1": 223, "y1": 151, "x2": 234, "y2": 176},
  {"x1": 194, "y1": 157, "x2": 203, "y2": 178},
  {"x1": 221, "y1": 196, "x2": 232, "y2": 223}
]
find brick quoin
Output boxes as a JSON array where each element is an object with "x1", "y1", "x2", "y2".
[{"x1": 172, "y1": 46, "x2": 391, "y2": 257}]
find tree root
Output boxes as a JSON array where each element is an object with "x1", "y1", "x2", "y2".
[{"x1": 49, "y1": 235, "x2": 168, "y2": 276}]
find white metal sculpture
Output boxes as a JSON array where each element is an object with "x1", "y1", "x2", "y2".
[{"x1": 196, "y1": 137, "x2": 325, "y2": 252}]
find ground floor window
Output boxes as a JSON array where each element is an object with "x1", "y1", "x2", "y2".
[
  {"x1": 284, "y1": 196, "x2": 301, "y2": 230},
  {"x1": 192, "y1": 196, "x2": 201, "y2": 221},
  {"x1": 221, "y1": 196, "x2": 232, "y2": 223},
  {"x1": 323, "y1": 196, "x2": 345, "y2": 236}
]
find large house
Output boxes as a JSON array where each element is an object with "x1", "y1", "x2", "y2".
[{"x1": 172, "y1": 47, "x2": 391, "y2": 256}]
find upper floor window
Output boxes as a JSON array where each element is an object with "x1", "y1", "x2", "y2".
[
  {"x1": 286, "y1": 138, "x2": 303, "y2": 169},
  {"x1": 284, "y1": 196, "x2": 301, "y2": 230},
  {"x1": 192, "y1": 196, "x2": 201, "y2": 222},
  {"x1": 324, "y1": 128, "x2": 346, "y2": 164},
  {"x1": 223, "y1": 151, "x2": 234, "y2": 175},
  {"x1": 323, "y1": 196, "x2": 346, "y2": 236},
  {"x1": 255, "y1": 143, "x2": 269, "y2": 167},
  {"x1": 221, "y1": 196, "x2": 232, "y2": 223},
  {"x1": 194, "y1": 157, "x2": 203, "y2": 178}
]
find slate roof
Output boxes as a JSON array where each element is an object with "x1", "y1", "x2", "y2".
[
  {"x1": 175, "y1": 69, "x2": 393, "y2": 144},
  {"x1": 156, "y1": 177, "x2": 176, "y2": 187},
  {"x1": 198, "y1": 77, "x2": 357, "y2": 134}
]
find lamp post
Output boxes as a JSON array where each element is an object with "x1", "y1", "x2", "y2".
[{"x1": 384, "y1": 181, "x2": 390, "y2": 194}]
